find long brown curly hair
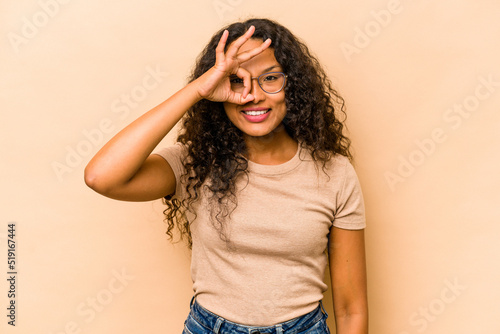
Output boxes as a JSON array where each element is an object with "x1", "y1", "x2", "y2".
[{"x1": 163, "y1": 18, "x2": 352, "y2": 250}]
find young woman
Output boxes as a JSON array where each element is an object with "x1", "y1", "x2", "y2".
[{"x1": 85, "y1": 18, "x2": 368, "y2": 334}]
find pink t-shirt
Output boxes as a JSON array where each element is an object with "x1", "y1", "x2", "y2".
[{"x1": 154, "y1": 142, "x2": 366, "y2": 326}]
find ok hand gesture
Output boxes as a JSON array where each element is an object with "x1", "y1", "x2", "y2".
[{"x1": 195, "y1": 26, "x2": 272, "y2": 105}]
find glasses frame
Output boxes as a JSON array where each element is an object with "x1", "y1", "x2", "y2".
[{"x1": 232, "y1": 71, "x2": 288, "y2": 94}]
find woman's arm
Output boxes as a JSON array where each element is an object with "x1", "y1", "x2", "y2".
[
  {"x1": 329, "y1": 227, "x2": 368, "y2": 334},
  {"x1": 84, "y1": 26, "x2": 271, "y2": 201},
  {"x1": 84, "y1": 82, "x2": 202, "y2": 201}
]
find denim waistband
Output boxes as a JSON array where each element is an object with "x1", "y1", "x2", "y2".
[{"x1": 187, "y1": 295, "x2": 328, "y2": 334}]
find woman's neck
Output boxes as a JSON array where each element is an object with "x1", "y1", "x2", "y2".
[{"x1": 243, "y1": 124, "x2": 298, "y2": 165}]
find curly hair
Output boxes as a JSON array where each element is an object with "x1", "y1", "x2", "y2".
[{"x1": 163, "y1": 18, "x2": 352, "y2": 250}]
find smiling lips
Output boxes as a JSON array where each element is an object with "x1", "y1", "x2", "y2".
[{"x1": 241, "y1": 108, "x2": 271, "y2": 122}]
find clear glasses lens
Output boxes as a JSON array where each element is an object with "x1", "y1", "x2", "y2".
[
  {"x1": 259, "y1": 72, "x2": 286, "y2": 93},
  {"x1": 230, "y1": 72, "x2": 286, "y2": 94}
]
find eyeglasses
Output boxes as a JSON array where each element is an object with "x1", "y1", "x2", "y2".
[{"x1": 229, "y1": 72, "x2": 287, "y2": 94}]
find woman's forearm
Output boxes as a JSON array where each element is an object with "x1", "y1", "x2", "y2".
[
  {"x1": 334, "y1": 311, "x2": 368, "y2": 334},
  {"x1": 329, "y1": 228, "x2": 368, "y2": 334}
]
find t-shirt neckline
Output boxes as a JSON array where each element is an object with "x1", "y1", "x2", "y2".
[{"x1": 246, "y1": 142, "x2": 306, "y2": 175}]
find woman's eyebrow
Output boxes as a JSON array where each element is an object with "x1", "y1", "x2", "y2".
[{"x1": 261, "y1": 65, "x2": 281, "y2": 73}]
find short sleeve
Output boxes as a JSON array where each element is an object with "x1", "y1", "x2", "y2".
[
  {"x1": 152, "y1": 142, "x2": 188, "y2": 199},
  {"x1": 332, "y1": 160, "x2": 366, "y2": 230}
]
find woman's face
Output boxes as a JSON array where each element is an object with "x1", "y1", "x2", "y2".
[{"x1": 223, "y1": 38, "x2": 287, "y2": 139}]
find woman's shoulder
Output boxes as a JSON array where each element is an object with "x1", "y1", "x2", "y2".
[
  {"x1": 153, "y1": 142, "x2": 190, "y2": 178},
  {"x1": 299, "y1": 148, "x2": 362, "y2": 189},
  {"x1": 323, "y1": 153, "x2": 355, "y2": 178},
  {"x1": 300, "y1": 144, "x2": 352, "y2": 171}
]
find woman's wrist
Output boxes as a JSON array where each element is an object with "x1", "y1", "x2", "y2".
[{"x1": 183, "y1": 79, "x2": 206, "y2": 105}]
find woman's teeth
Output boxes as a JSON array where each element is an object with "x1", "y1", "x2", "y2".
[{"x1": 243, "y1": 109, "x2": 269, "y2": 116}]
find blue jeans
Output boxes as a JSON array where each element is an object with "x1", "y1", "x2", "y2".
[{"x1": 182, "y1": 296, "x2": 331, "y2": 334}]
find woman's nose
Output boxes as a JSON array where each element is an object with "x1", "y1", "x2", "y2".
[{"x1": 249, "y1": 78, "x2": 265, "y2": 102}]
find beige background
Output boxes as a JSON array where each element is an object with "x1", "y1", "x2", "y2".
[{"x1": 1, "y1": 0, "x2": 499, "y2": 333}]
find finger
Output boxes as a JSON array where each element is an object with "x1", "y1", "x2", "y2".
[
  {"x1": 239, "y1": 93, "x2": 255, "y2": 104},
  {"x1": 235, "y1": 67, "x2": 252, "y2": 99},
  {"x1": 237, "y1": 38, "x2": 272, "y2": 64},
  {"x1": 228, "y1": 91, "x2": 254, "y2": 105},
  {"x1": 225, "y1": 25, "x2": 255, "y2": 58},
  {"x1": 215, "y1": 30, "x2": 229, "y2": 62}
]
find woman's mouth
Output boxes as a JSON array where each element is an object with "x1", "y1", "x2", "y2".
[{"x1": 241, "y1": 108, "x2": 271, "y2": 122}]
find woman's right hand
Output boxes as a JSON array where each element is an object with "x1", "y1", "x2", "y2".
[{"x1": 194, "y1": 25, "x2": 272, "y2": 105}]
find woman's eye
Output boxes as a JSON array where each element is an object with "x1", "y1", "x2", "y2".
[
  {"x1": 263, "y1": 75, "x2": 278, "y2": 82},
  {"x1": 230, "y1": 77, "x2": 244, "y2": 84}
]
